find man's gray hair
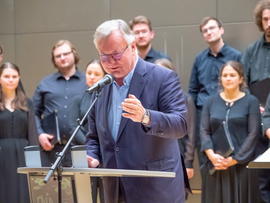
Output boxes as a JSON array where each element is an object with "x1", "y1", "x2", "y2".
[{"x1": 93, "y1": 19, "x2": 135, "y2": 48}]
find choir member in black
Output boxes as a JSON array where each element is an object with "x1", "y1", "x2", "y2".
[
  {"x1": 262, "y1": 92, "x2": 270, "y2": 203},
  {"x1": 200, "y1": 61, "x2": 260, "y2": 203},
  {"x1": 0, "y1": 62, "x2": 38, "y2": 203}
]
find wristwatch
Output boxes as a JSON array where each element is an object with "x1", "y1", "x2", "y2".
[{"x1": 141, "y1": 109, "x2": 150, "y2": 125}]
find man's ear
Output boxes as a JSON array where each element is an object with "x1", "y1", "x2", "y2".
[
  {"x1": 220, "y1": 27, "x2": 224, "y2": 36},
  {"x1": 131, "y1": 41, "x2": 136, "y2": 50},
  {"x1": 150, "y1": 30, "x2": 155, "y2": 40}
]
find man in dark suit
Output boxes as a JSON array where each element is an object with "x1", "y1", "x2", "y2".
[{"x1": 85, "y1": 19, "x2": 188, "y2": 203}]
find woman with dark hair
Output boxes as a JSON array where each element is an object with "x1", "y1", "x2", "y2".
[
  {"x1": 69, "y1": 59, "x2": 106, "y2": 145},
  {"x1": 200, "y1": 61, "x2": 260, "y2": 203},
  {"x1": 0, "y1": 62, "x2": 38, "y2": 203},
  {"x1": 69, "y1": 59, "x2": 105, "y2": 203}
]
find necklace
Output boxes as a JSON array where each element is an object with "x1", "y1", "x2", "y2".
[{"x1": 220, "y1": 92, "x2": 245, "y2": 104}]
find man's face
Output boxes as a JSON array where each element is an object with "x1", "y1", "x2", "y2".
[
  {"x1": 53, "y1": 43, "x2": 75, "y2": 70},
  {"x1": 97, "y1": 30, "x2": 136, "y2": 83},
  {"x1": 201, "y1": 20, "x2": 224, "y2": 44},
  {"x1": 262, "y1": 9, "x2": 270, "y2": 38},
  {"x1": 132, "y1": 23, "x2": 154, "y2": 48}
]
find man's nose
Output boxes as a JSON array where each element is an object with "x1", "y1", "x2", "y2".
[
  {"x1": 107, "y1": 55, "x2": 117, "y2": 64},
  {"x1": 90, "y1": 74, "x2": 95, "y2": 79}
]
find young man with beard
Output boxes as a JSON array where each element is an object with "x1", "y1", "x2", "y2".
[
  {"x1": 241, "y1": 1, "x2": 270, "y2": 202},
  {"x1": 188, "y1": 17, "x2": 242, "y2": 170},
  {"x1": 129, "y1": 15, "x2": 171, "y2": 63},
  {"x1": 33, "y1": 40, "x2": 88, "y2": 167}
]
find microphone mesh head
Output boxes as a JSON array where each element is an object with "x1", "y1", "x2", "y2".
[{"x1": 106, "y1": 74, "x2": 115, "y2": 84}]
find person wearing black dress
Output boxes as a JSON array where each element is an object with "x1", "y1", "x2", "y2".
[
  {"x1": 200, "y1": 61, "x2": 260, "y2": 203},
  {"x1": 0, "y1": 62, "x2": 38, "y2": 203},
  {"x1": 69, "y1": 59, "x2": 105, "y2": 203}
]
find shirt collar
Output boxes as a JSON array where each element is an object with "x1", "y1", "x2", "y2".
[
  {"x1": 55, "y1": 67, "x2": 80, "y2": 80},
  {"x1": 207, "y1": 43, "x2": 227, "y2": 57},
  {"x1": 145, "y1": 47, "x2": 155, "y2": 58},
  {"x1": 262, "y1": 34, "x2": 270, "y2": 47}
]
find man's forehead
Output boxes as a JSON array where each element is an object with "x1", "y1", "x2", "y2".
[
  {"x1": 133, "y1": 23, "x2": 150, "y2": 30},
  {"x1": 97, "y1": 32, "x2": 126, "y2": 48},
  {"x1": 54, "y1": 43, "x2": 71, "y2": 53},
  {"x1": 262, "y1": 9, "x2": 270, "y2": 18},
  {"x1": 203, "y1": 20, "x2": 218, "y2": 28}
]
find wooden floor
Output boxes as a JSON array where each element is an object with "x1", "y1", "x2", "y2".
[
  {"x1": 186, "y1": 189, "x2": 201, "y2": 203},
  {"x1": 186, "y1": 149, "x2": 202, "y2": 203}
]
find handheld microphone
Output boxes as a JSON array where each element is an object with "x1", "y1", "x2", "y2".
[{"x1": 86, "y1": 74, "x2": 115, "y2": 93}]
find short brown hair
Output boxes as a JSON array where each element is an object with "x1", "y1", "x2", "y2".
[
  {"x1": 199, "y1": 17, "x2": 222, "y2": 32},
  {"x1": 254, "y1": 0, "x2": 270, "y2": 31},
  {"x1": 51, "y1": 40, "x2": 80, "y2": 68},
  {"x1": 129, "y1": 15, "x2": 153, "y2": 31}
]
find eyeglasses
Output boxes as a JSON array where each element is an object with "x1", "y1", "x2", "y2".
[
  {"x1": 133, "y1": 29, "x2": 149, "y2": 36},
  {"x1": 202, "y1": 26, "x2": 218, "y2": 34},
  {"x1": 54, "y1": 51, "x2": 72, "y2": 59},
  {"x1": 98, "y1": 45, "x2": 129, "y2": 62}
]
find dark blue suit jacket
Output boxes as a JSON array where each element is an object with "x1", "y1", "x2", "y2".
[{"x1": 86, "y1": 57, "x2": 187, "y2": 203}]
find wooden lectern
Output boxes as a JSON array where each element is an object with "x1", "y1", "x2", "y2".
[
  {"x1": 248, "y1": 147, "x2": 270, "y2": 169},
  {"x1": 18, "y1": 167, "x2": 175, "y2": 203},
  {"x1": 19, "y1": 145, "x2": 175, "y2": 203}
]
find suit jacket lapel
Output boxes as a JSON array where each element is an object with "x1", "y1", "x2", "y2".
[
  {"x1": 100, "y1": 84, "x2": 116, "y2": 143},
  {"x1": 117, "y1": 58, "x2": 147, "y2": 140}
]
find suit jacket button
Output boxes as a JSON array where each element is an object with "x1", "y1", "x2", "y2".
[
  {"x1": 115, "y1": 147, "x2": 120, "y2": 152},
  {"x1": 157, "y1": 131, "x2": 163, "y2": 136}
]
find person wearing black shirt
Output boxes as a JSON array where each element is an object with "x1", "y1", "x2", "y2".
[
  {"x1": 188, "y1": 17, "x2": 242, "y2": 169},
  {"x1": 200, "y1": 61, "x2": 260, "y2": 203},
  {"x1": 241, "y1": 2, "x2": 270, "y2": 202},
  {"x1": 129, "y1": 15, "x2": 171, "y2": 63},
  {"x1": 33, "y1": 40, "x2": 88, "y2": 167}
]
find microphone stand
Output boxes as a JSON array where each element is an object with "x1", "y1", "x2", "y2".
[{"x1": 43, "y1": 90, "x2": 101, "y2": 203}]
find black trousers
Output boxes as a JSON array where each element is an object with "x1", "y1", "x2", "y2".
[
  {"x1": 195, "y1": 107, "x2": 207, "y2": 168},
  {"x1": 258, "y1": 169, "x2": 270, "y2": 203}
]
